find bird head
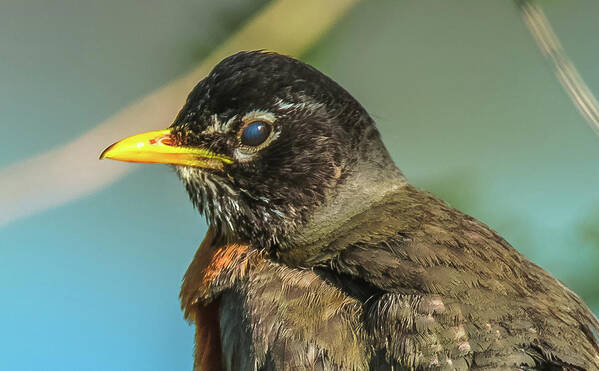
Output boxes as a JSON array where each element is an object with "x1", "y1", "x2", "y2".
[{"x1": 101, "y1": 51, "x2": 403, "y2": 254}]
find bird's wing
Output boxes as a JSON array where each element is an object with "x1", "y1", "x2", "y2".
[{"x1": 321, "y1": 185, "x2": 599, "y2": 370}]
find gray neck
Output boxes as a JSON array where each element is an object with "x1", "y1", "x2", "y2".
[{"x1": 283, "y1": 140, "x2": 407, "y2": 266}]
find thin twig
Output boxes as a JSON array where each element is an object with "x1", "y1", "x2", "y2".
[{"x1": 519, "y1": 0, "x2": 599, "y2": 137}]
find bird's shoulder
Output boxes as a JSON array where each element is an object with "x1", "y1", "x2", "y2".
[
  {"x1": 181, "y1": 227, "x2": 371, "y2": 370},
  {"x1": 320, "y1": 184, "x2": 599, "y2": 370}
]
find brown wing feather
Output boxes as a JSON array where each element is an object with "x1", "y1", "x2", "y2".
[{"x1": 328, "y1": 185, "x2": 599, "y2": 369}]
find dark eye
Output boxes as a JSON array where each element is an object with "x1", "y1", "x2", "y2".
[{"x1": 240, "y1": 121, "x2": 271, "y2": 146}]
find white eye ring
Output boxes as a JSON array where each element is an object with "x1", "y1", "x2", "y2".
[{"x1": 234, "y1": 110, "x2": 279, "y2": 162}]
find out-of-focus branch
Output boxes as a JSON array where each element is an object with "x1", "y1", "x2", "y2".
[
  {"x1": 0, "y1": 0, "x2": 360, "y2": 228},
  {"x1": 518, "y1": 0, "x2": 599, "y2": 137}
]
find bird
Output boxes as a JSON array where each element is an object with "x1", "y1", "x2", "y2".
[{"x1": 100, "y1": 51, "x2": 599, "y2": 370}]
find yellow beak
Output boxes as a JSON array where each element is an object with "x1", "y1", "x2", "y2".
[{"x1": 99, "y1": 129, "x2": 234, "y2": 170}]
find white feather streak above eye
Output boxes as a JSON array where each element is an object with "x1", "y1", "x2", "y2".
[
  {"x1": 242, "y1": 110, "x2": 276, "y2": 124},
  {"x1": 274, "y1": 98, "x2": 324, "y2": 114}
]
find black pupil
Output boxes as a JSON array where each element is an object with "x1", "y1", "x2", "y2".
[{"x1": 241, "y1": 121, "x2": 271, "y2": 146}]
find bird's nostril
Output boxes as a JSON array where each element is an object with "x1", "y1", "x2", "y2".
[
  {"x1": 150, "y1": 135, "x2": 175, "y2": 146},
  {"x1": 159, "y1": 136, "x2": 175, "y2": 146}
]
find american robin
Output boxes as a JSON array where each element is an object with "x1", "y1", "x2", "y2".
[{"x1": 100, "y1": 51, "x2": 599, "y2": 370}]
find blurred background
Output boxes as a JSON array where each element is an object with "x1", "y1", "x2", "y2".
[{"x1": 1, "y1": 0, "x2": 598, "y2": 370}]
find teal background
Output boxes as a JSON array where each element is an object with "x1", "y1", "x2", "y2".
[{"x1": 1, "y1": 1, "x2": 598, "y2": 370}]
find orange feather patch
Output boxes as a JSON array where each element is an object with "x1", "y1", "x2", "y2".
[{"x1": 181, "y1": 228, "x2": 251, "y2": 371}]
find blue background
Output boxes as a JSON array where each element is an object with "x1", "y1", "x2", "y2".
[{"x1": 1, "y1": 1, "x2": 598, "y2": 370}]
